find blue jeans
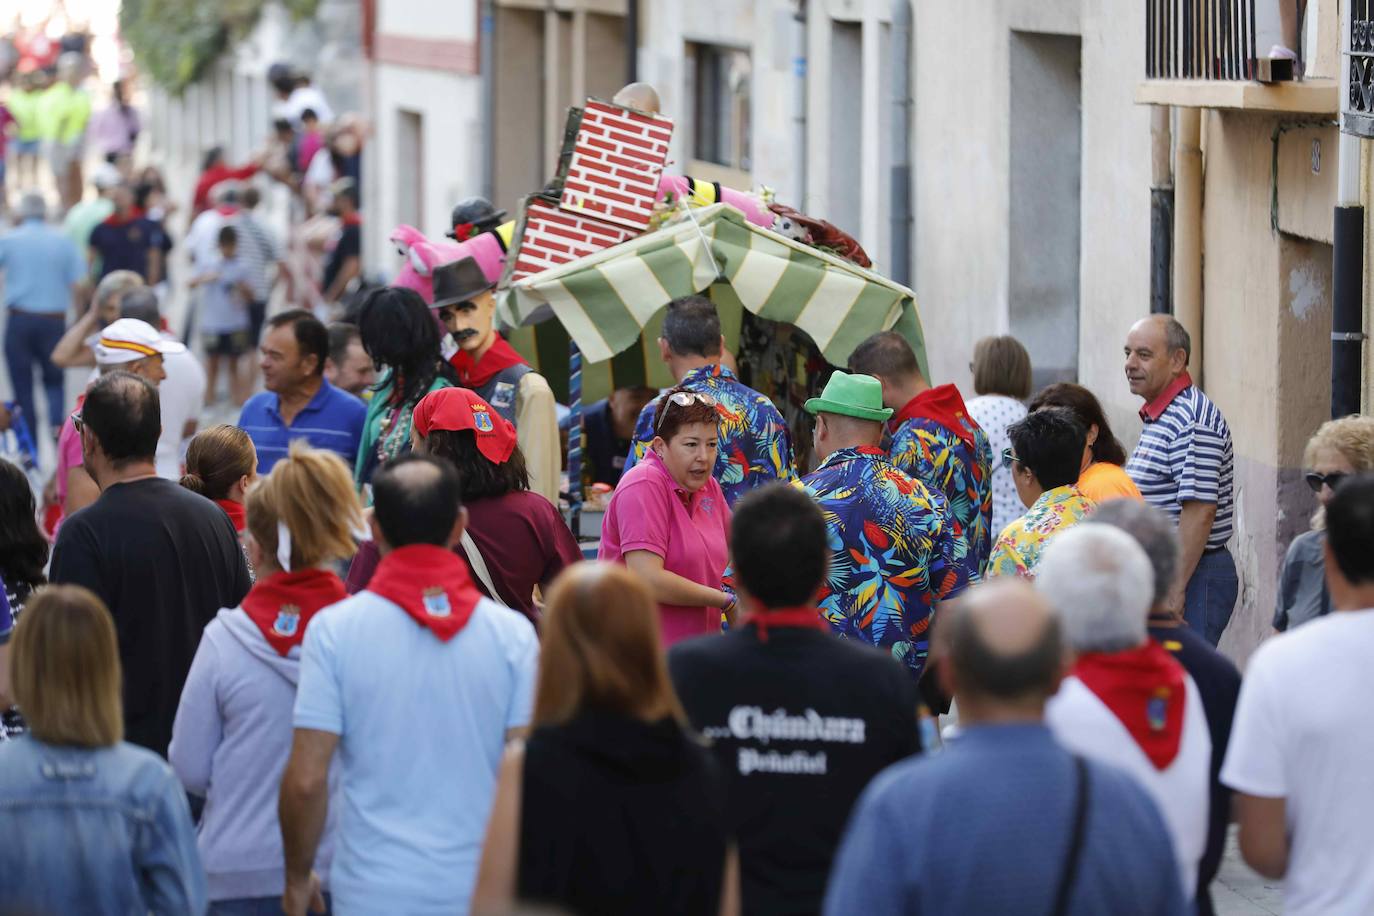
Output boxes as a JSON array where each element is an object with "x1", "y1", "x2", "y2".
[
  {"x1": 3, "y1": 309, "x2": 66, "y2": 436},
  {"x1": 1184, "y1": 547, "x2": 1239, "y2": 646},
  {"x1": 211, "y1": 894, "x2": 332, "y2": 915}
]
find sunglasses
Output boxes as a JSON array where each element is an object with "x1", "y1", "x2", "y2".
[
  {"x1": 1001, "y1": 447, "x2": 1019, "y2": 470},
  {"x1": 72, "y1": 412, "x2": 84, "y2": 434},
  {"x1": 1306, "y1": 471, "x2": 1347, "y2": 493},
  {"x1": 654, "y1": 391, "x2": 718, "y2": 433}
]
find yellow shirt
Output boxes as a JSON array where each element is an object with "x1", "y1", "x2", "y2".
[{"x1": 1078, "y1": 461, "x2": 1144, "y2": 503}]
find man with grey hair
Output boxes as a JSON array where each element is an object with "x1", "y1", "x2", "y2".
[
  {"x1": 50, "y1": 269, "x2": 144, "y2": 369},
  {"x1": 1038, "y1": 523, "x2": 1211, "y2": 909},
  {"x1": 1089, "y1": 499, "x2": 1240, "y2": 916},
  {"x1": 824, "y1": 579, "x2": 1186, "y2": 915},
  {"x1": 1123, "y1": 314, "x2": 1236, "y2": 646}
]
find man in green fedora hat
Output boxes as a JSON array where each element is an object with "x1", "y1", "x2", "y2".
[{"x1": 799, "y1": 371, "x2": 968, "y2": 680}]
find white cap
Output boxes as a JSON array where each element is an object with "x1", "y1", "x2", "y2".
[
  {"x1": 94, "y1": 319, "x2": 186, "y2": 366},
  {"x1": 92, "y1": 163, "x2": 122, "y2": 191}
]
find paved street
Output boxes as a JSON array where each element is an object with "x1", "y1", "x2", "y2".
[{"x1": 1214, "y1": 828, "x2": 1283, "y2": 915}]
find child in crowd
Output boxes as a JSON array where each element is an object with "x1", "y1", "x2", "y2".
[{"x1": 191, "y1": 225, "x2": 255, "y2": 407}]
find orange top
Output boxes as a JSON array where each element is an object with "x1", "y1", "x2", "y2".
[{"x1": 1078, "y1": 461, "x2": 1143, "y2": 503}]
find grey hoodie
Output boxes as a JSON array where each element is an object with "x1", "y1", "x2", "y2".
[{"x1": 169, "y1": 607, "x2": 336, "y2": 901}]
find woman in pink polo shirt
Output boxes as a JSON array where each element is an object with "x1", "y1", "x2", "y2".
[{"x1": 600, "y1": 385, "x2": 734, "y2": 645}]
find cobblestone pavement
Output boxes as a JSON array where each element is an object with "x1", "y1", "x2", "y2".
[{"x1": 1213, "y1": 826, "x2": 1283, "y2": 915}]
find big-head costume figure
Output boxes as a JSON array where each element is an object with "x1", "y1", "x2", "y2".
[{"x1": 432, "y1": 256, "x2": 560, "y2": 505}]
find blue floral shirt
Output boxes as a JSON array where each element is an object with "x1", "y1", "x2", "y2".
[
  {"x1": 798, "y1": 447, "x2": 968, "y2": 679},
  {"x1": 626, "y1": 364, "x2": 797, "y2": 506}
]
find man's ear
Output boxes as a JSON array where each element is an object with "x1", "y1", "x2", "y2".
[
  {"x1": 657, "y1": 337, "x2": 671, "y2": 364},
  {"x1": 446, "y1": 505, "x2": 471, "y2": 549},
  {"x1": 369, "y1": 513, "x2": 389, "y2": 553}
]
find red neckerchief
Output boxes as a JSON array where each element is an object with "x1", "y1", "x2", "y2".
[
  {"x1": 856, "y1": 446, "x2": 886, "y2": 457},
  {"x1": 747, "y1": 605, "x2": 827, "y2": 642},
  {"x1": 241, "y1": 569, "x2": 347, "y2": 657},
  {"x1": 214, "y1": 498, "x2": 246, "y2": 533},
  {"x1": 890, "y1": 384, "x2": 977, "y2": 449},
  {"x1": 341, "y1": 212, "x2": 363, "y2": 227},
  {"x1": 367, "y1": 544, "x2": 482, "y2": 642},
  {"x1": 452, "y1": 222, "x2": 475, "y2": 242},
  {"x1": 102, "y1": 210, "x2": 137, "y2": 227},
  {"x1": 449, "y1": 333, "x2": 529, "y2": 388},
  {"x1": 1139, "y1": 372, "x2": 1194, "y2": 422},
  {"x1": 1074, "y1": 640, "x2": 1186, "y2": 770}
]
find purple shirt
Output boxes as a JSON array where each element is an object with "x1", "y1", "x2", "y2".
[{"x1": 599, "y1": 450, "x2": 731, "y2": 645}]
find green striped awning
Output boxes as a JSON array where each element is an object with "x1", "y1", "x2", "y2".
[{"x1": 497, "y1": 204, "x2": 928, "y2": 379}]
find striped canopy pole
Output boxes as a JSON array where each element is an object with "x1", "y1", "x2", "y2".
[{"x1": 567, "y1": 338, "x2": 583, "y2": 534}]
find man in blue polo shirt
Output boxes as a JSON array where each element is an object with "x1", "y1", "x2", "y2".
[
  {"x1": 1, "y1": 192, "x2": 85, "y2": 441},
  {"x1": 1124, "y1": 315, "x2": 1236, "y2": 646},
  {"x1": 238, "y1": 308, "x2": 366, "y2": 473}
]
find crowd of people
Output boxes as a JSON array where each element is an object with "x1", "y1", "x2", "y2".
[{"x1": 0, "y1": 57, "x2": 1370, "y2": 916}]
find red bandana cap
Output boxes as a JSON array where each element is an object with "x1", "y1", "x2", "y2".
[{"x1": 412, "y1": 387, "x2": 517, "y2": 465}]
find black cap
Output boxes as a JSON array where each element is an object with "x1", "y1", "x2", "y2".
[
  {"x1": 447, "y1": 197, "x2": 507, "y2": 239},
  {"x1": 431, "y1": 257, "x2": 496, "y2": 309}
]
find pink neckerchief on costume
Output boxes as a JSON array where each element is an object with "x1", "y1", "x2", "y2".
[{"x1": 1139, "y1": 372, "x2": 1194, "y2": 422}]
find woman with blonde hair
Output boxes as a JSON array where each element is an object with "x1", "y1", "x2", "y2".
[
  {"x1": 170, "y1": 443, "x2": 363, "y2": 911},
  {"x1": 182, "y1": 424, "x2": 259, "y2": 539},
  {"x1": 473, "y1": 562, "x2": 738, "y2": 916},
  {"x1": 966, "y1": 335, "x2": 1033, "y2": 537},
  {"x1": 0, "y1": 585, "x2": 206, "y2": 912},
  {"x1": 1274, "y1": 415, "x2": 1374, "y2": 632}
]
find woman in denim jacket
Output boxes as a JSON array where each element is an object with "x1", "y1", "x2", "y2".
[{"x1": 0, "y1": 585, "x2": 206, "y2": 913}]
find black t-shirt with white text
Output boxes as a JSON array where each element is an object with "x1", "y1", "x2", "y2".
[
  {"x1": 669, "y1": 625, "x2": 921, "y2": 916},
  {"x1": 50, "y1": 478, "x2": 251, "y2": 755}
]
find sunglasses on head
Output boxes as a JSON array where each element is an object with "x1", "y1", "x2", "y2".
[
  {"x1": 655, "y1": 391, "x2": 718, "y2": 433},
  {"x1": 1001, "y1": 446, "x2": 1019, "y2": 470},
  {"x1": 72, "y1": 412, "x2": 84, "y2": 434},
  {"x1": 1306, "y1": 471, "x2": 1347, "y2": 493}
]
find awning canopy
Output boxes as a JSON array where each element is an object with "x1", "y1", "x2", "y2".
[{"x1": 497, "y1": 204, "x2": 928, "y2": 378}]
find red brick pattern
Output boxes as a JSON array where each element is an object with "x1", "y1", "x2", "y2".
[
  {"x1": 509, "y1": 197, "x2": 637, "y2": 281},
  {"x1": 559, "y1": 101, "x2": 674, "y2": 231}
]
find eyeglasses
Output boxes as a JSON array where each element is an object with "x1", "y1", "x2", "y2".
[
  {"x1": 1001, "y1": 447, "x2": 1019, "y2": 469},
  {"x1": 72, "y1": 412, "x2": 84, "y2": 434},
  {"x1": 1306, "y1": 471, "x2": 1348, "y2": 493},
  {"x1": 654, "y1": 391, "x2": 718, "y2": 433}
]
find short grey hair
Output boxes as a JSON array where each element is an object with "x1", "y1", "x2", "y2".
[
  {"x1": 119, "y1": 288, "x2": 162, "y2": 327},
  {"x1": 1085, "y1": 500, "x2": 1179, "y2": 608},
  {"x1": 93, "y1": 271, "x2": 144, "y2": 314},
  {"x1": 1161, "y1": 316, "x2": 1191, "y2": 364},
  {"x1": 1036, "y1": 525, "x2": 1154, "y2": 653},
  {"x1": 17, "y1": 192, "x2": 45, "y2": 221}
]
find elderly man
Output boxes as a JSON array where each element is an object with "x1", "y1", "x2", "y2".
[
  {"x1": 1124, "y1": 315, "x2": 1236, "y2": 645},
  {"x1": 1038, "y1": 524, "x2": 1211, "y2": 906},
  {"x1": 849, "y1": 331, "x2": 993, "y2": 580},
  {"x1": 238, "y1": 309, "x2": 366, "y2": 473},
  {"x1": 625, "y1": 294, "x2": 796, "y2": 506},
  {"x1": 987, "y1": 407, "x2": 1095, "y2": 579},
  {"x1": 1, "y1": 192, "x2": 86, "y2": 441},
  {"x1": 50, "y1": 371, "x2": 251, "y2": 754},
  {"x1": 1089, "y1": 499, "x2": 1240, "y2": 916},
  {"x1": 1222, "y1": 475, "x2": 1374, "y2": 915},
  {"x1": 824, "y1": 579, "x2": 1186, "y2": 916},
  {"x1": 797, "y1": 371, "x2": 963, "y2": 679},
  {"x1": 430, "y1": 256, "x2": 559, "y2": 503}
]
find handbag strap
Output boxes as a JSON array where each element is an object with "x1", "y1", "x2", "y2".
[
  {"x1": 1049, "y1": 755, "x2": 1091, "y2": 916},
  {"x1": 459, "y1": 529, "x2": 506, "y2": 606}
]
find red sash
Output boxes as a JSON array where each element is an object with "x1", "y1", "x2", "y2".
[
  {"x1": 367, "y1": 544, "x2": 482, "y2": 642},
  {"x1": 1074, "y1": 641, "x2": 1187, "y2": 770},
  {"x1": 449, "y1": 333, "x2": 529, "y2": 389},
  {"x1": 890, "y1": 384, "x2": 977, "y2": 449},
  {"x1": 241, "y1": 569, "x2": 347, "y2": 657}
]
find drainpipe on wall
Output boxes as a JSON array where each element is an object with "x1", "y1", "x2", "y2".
[
  {"x1": 889, "y1": 0, "x2": 913, "y2": 288},
  {"x1": 1173, "y1": 107, "x2": 1204, "y2": 387},
  {"x1": 1332, "y1": 131, "x2": 1365, "y2": 418},
  {"x1": 480, "y1": 0, "x2": 495, "y2": 200},
  {"x1": 625, "y1": 0, "x2": 639, "y2": 82},
  {"x1": 793, "y1": 0, "x2": 808, "y2": 208},
  {"x1": 1149, "y1": 106, "x2": 1173, "y2": 314}
]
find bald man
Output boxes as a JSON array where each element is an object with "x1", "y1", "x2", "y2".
[
  {"x1": 1123, "y1": 315, "x2": 1236, "y2": 646},
  {"x1": 824, "y1": 580, "x2": 1187, "y2": 916}
]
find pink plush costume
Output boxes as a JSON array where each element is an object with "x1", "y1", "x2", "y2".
[{"x1": 389, "y1": 224, "x2": 509, "y2": 304}]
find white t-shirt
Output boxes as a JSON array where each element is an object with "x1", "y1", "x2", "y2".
[
  {"x1": 157, "y1": 347, "x2": 207, "y2": 480},
  {"x1": 294, "y1": 591, "x2": 538, "y2": 915},
  {"x1": 1047, "y1": 673, "x2": 1211, "y2": 898},
  {"x1": 1221, "y1": 610, "x2": 1374, "y2": 916},
  {"x1": 275, "y1": 85, "x2": 335, "y2": 127},
  {"x1": 185, "y1": 208, "x2": 230, "y2": 271}
]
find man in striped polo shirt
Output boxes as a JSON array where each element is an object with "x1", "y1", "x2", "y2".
[{"x1": 1124, "y1": 315, "x2": 1236, "y2": 646}]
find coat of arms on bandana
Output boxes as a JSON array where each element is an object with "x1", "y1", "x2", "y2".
[
  {"x1": 272, "y1": 605, "x2": 301, "y2": 637},
  {"x1": 422, "y1": 587, "x2": 452, "y2": 618},
  {"x1": 474, "y1": 410, "x2": 494, "y2": 432}
]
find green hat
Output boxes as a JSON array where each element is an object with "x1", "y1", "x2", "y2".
[{"x1": 804, "y1": 371, "x2": 894, "y2": 422}]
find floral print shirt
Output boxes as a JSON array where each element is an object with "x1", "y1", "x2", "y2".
[
  {"x1": 627, "y1": 364, "x2": 797, "y2": 506},
  {"x1": 798, "y1": 447, "x2": 968, "y2": 679},
  {"x1": 986, "y1": 484, "x2": 1096, "y2": 580}
]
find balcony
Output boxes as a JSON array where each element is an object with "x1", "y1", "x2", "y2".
[
  {"x1": 1345, "y1": 1, "x2": 1374, "y2": 135},
  {"x1": 1136, "y1": 0, "x2": 1340, "y2": 115}
]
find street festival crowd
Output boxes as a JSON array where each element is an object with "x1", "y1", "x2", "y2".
[{"x1": 0, "y1": 64, "x2": 1372, "y2": 916}]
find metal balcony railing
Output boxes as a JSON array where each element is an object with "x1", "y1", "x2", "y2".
[
  {"x1": 1345, "y1": 1, "x2": 1374, "y2": 135},
  {"x1": 1146, "y1": 0, "x2": 1259, "y2": 80}
]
